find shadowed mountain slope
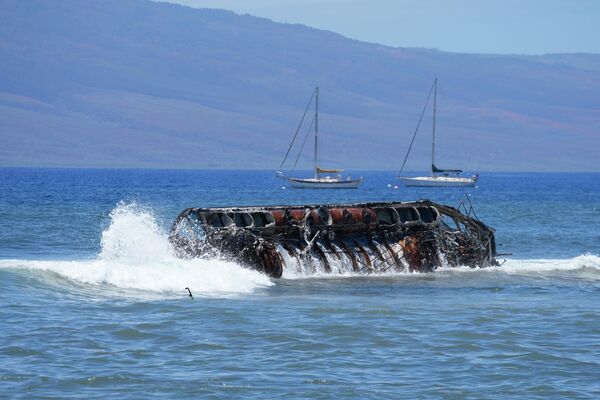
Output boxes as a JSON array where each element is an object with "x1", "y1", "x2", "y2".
[{"x1": 1, "y1": 0, "x2": 599, "y2": 171}]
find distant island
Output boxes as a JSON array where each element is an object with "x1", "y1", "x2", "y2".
[{"x1": 1, "y1": 0, "x2": 599, "y2": 171}]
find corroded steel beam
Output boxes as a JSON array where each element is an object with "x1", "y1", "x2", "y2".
[{"x1": 169, "y1": 200, "x2": 498, "y2": 278}]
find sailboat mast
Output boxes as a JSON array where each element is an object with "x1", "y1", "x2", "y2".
[
  {"x1": 314, "y1": 86, "x2": 319, "y2": 178},
  {"x1": 432, "y1": 78, "x2": 437, "y2": 177}
]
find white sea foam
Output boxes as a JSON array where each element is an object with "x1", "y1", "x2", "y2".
[
  {"x1": 0, "y1": 203, "x2": 273, "y2": 297},
  {"x1": 431, "y1": 254, "x2": 600, "y2": 279},
  {"x1": 281, "y1": 254, "x2": 600, "y2": 280},
  {"x1": 1, "y1": 203, "x2": 599, "y2": 291},
  {"x1": 99, "y1": 202, "x2": 172, "y2": 263},
  {"x1": 495, "y1": 254, "x2": 600, "y2": 275}
]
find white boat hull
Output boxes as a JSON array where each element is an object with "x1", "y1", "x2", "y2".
[
  {"x1": 399, "y1": 176, "x2": 477, "y2": 187},
  {"x1": 288, "y1": 177, "x2": 362, "y2": 189}
]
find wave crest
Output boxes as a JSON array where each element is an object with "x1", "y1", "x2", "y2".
[
  {"x1": 500, "y1": 254, "x2": 600, "y2": 273},
  {"x1": 0, "y1": 203, "x2": 273, "y2": 297},
  {"x1": 1, "y1": 203, "x2": 598, "y2": 294}
]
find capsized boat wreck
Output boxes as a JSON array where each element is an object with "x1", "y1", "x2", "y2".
[{"x1": 169, "y1": 200, "x2": 498, "y2": 278}]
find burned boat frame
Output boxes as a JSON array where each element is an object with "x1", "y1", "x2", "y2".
[{"x1": 169, "y1": 200, "x2": 497, "y2": 278}]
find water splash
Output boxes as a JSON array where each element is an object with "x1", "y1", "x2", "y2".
[
  {"x1": 99, "y1": 202, "x2": 171, "y2": 262},
  {"x1": 1, "y1": 203, "x2": 599, "y2": 291},
  {"x1": 500, "y1": 254, "x2": 600, "y2": 274},
  {"x1": 279, "y1": 252, "x2": 600, "y2": 280},
  {"x1": 0, "y1": 203, "x2": 273, "y2": 297}
]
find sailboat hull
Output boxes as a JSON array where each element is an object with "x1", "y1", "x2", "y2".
[
  {"x1": 278, "y1": 87, "x2": 362, "y2": 189},
  {"x1": 400, "y1": 176, "x2": 477, "y2": 187},
  {"x1": 288, "y1": 177, "x2": 362, "y2": 189},
  {"x1": 398, "y1": 79, "x2": 479, "y2": 189}
]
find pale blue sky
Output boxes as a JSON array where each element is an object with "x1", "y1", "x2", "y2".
[{"x1": 163, "y1": 0, "x2": 599, "y2": 54}]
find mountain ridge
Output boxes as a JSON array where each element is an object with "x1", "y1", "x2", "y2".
[{"x1": 1, "y1": 0, "x2": 598, "y2": 171}]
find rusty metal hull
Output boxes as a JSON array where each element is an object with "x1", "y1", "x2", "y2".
[{"x1": 169, "y1": 200, "x2": 497, "y2": 278}]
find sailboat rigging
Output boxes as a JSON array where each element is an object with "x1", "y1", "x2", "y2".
[
  {"x1": 276, "y1": 87, "x2": 363, "y2": 189},
  {"x1": 398, "y1": 78, "x2": 478, "y2": 187}
]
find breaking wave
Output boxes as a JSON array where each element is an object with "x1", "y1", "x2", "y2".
[
  {"x1": 1, "y1": 203, "x2": 599, "y2": 295},
  {"x1": 500, "y1": 254, "x2": 600, "y2": 273},
  {"x1": 0, "y1": 203, "x2": 273, "y2": 298},
  {"x1": 280, "y1": 253, "x2": 600, "y2": 280}
]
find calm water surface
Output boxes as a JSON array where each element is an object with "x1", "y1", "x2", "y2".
[{"x1": 1, "y1": 169, "x2": 599, "y2": 399}]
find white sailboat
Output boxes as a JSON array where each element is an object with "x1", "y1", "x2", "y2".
[
  {"x1": 398, "y1": 78, "x2": 478, "y2": 187},
  {"x1": 276, "y1": 87, "x2": 363, "y2": 189}
]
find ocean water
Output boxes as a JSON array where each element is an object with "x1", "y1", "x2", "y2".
[{"x1": 1, "y1": 168, "x2": 599, "y2": 399}]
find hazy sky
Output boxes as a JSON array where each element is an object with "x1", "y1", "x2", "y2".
[{"x1": 163, "y1": 0, "x2": 599, "y2": 55}]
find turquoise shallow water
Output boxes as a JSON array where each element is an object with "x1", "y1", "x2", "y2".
[{"x1": 1, "y1": 169, "x2": 599, "y2": 398}]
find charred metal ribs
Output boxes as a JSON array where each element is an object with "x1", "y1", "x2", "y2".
[{"x1": 169, "y1": 200, "x2": 497, "y2": 278}]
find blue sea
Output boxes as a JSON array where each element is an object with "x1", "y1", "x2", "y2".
[{"x1": 1, "y1": 168, "x2": 599, "y2": 399}]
